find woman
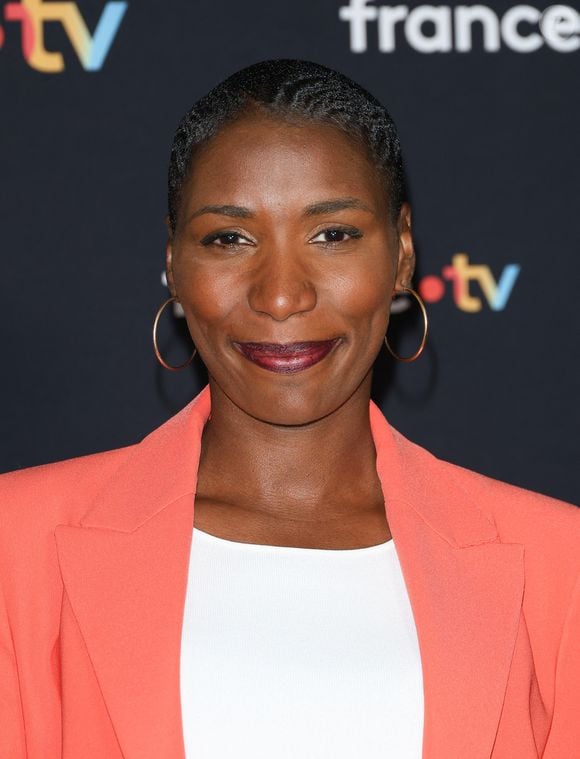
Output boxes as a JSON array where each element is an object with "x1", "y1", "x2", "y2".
[{"x1": 0, "y1": 59, "x2": 578, "y2": 759}]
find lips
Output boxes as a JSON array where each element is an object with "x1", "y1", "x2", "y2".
[{"x1": 233, "y1": 339, "x2": 341, "y2": 374}]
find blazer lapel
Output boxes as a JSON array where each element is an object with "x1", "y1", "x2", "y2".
[
  {"x1": 369, "y1": 402, "x2": 525, "y2": 758},
  {"x1": 55, "y1": 385, "x2": 212, "y2": 759},
  {"x1": 55, "y1": 386, "x2": 525, "y2": 759}
]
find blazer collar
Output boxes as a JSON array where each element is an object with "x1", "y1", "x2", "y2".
[
  {"x1": 80, "y1": 384, "x2": 498, "y2": 547},
  {"x1": 78, "y1": 384, "x2": 212, "y2": 533},
  {"x1": 56, "y1": 384, "x2": 524, "y2": 759}
]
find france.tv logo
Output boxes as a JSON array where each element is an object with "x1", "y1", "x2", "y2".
[
  {"x1": 0, "y1": 0, "x2": 127, "y2": 72},
  {"x1": 417, "y1": 254, "x2": 521, "y2": 312}
]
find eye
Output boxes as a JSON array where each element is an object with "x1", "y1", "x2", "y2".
[
  {"x1": 200, "y1": 231, "x2": 253, "y2": 247},
  {"x1": 309, "y1": 227, "x2": 363, "y2": 246}
]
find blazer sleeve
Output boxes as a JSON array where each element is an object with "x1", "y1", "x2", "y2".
[
  {"x1": 0, "y1": 578, "x2": 26, "y2": 758},
  {"x1": 543, "y1": 572, "x2": 580, "y2": 758}
]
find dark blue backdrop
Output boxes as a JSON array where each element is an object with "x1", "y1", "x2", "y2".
[{"x1": 1, "y1": 0, "x2": 579, "y2": 505}]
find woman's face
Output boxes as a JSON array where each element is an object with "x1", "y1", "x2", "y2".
[{"x1": 166, "y1": 113, "x2": 414, "y2": 425}]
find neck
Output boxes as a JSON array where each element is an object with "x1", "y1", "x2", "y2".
[{"x1": 196, "y1": 374, "x2": 383, "y2": 523}]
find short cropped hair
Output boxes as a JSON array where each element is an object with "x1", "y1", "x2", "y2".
[{"x1": 167, "y1": 59, "x2": 407, "y2": 232}]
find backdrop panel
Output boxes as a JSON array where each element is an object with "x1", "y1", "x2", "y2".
[{"x1": 1, "y1": 0, "x2": 578, "y2": 505}]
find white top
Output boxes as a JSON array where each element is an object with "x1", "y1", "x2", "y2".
[{"x1": 180, "y1": 527, "x2": 424, "y2": 758}]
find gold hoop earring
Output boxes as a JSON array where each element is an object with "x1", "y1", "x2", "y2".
[
  {"x1": 152, "y1": 296, "x2": 197, "y2": 371},
  {"x1": 384, "y1": 286, "x2": 428, "y2": 363}
]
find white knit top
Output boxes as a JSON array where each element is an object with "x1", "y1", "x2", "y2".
[{"x1": 180, "y1": 527, "x2": 424, "y2": 758}]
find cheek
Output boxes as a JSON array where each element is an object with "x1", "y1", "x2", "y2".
[
  {"x1": 172, "y1": 258, "x2": 241, "y2": 343},
  {"x1": 326, "y1": 261, "x2": 393, "y2": 334}
]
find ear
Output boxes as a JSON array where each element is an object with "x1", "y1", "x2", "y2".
[
  {"x1": 164, "y1": 215, "x2": 177, "y2": 298},
  {"x1": 394, "y1": 202, "x2": 415, "y2": 291}
]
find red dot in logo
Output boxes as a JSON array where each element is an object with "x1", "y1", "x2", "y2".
[
  {"x1": 419, "y1": 275, "x2": 445, "y2": 303},
  {"x1": 0, "y1": 26, "x2": 4, "y2": 49}
]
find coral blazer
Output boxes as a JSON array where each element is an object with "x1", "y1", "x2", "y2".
[{"x1": 0, "y1": 384, "x2": 579, "y2": 758}]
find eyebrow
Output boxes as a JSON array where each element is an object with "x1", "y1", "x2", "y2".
[
  {"x1": 302, "y1": 197, "x2": 374, "y2": 217},
  {"x1": 187, "y1": 197, "x2": 373, "y2": 222},
  {"x1": 188, "y1": 205, "x2": 253, "y2": 222}
]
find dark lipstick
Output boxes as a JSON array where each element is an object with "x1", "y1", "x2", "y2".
[{"x1": 233, "y1": 339, "x2": 340, "y2": 374}]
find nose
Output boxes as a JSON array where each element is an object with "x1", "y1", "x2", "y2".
[{"x1": 247, "y1": 250, "x2": 317, "y2": 321}]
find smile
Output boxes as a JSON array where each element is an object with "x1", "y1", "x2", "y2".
[{"x1": 232, "y1": 339, "x2": 341, "y2": 374}]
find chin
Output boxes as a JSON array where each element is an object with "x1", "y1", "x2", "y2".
[{"x1": 232, "y1": 377, "x2": 358, "y2": 427}]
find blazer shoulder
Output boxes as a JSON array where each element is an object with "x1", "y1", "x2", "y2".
[
  {"x1": 397, "y1": 438, "x2": 580, "y2": 644},
  {"x1": 0, "y1": 446, "x2": 137, "y2": 628},
  {"x1": 451, "y1": 459, "x2": 578, "y2": 542},
  {"x1": 0, "y1": 445, "x2": 135, "y2": 533},
  {"x1": 427, "y1": 450, "x2": 580, "y2": 578},
  {"x1": 395, "y1": 428, "x2": 579, "y2": 566}
]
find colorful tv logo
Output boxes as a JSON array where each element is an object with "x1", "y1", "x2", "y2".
[
  {"x1": 417, "y1": 253, "x2": 521, "y2": 312},
  {"x1": 0, "y1": 0, "x2": 127, "y2": 72}
]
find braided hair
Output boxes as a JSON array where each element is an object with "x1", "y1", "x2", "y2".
[{"x1": 167, "y1": 59, "x2": 407, "y2": 232}]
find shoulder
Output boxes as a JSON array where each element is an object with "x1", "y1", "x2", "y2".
[
  {"x1": 0, "y1": 445, "x2": 134, "y2": 533},
  {"x1": 413, "y1": 443, "x2": 580, "y2": 609},
  {"x1": 438, "y1": 455, "x2": 579, "y2": 550},
  {"x1": 395, "y1": 425, "x2": 579, "y2": 575},
  {"x1": 0, "y1": 448, "x2": 134, "y2": 652},
  {"x1": 397, "y1": 429, "x2": 579, "y2": 547},
  {"x1": 396, "y1": 433, "x2": 580, "y2": 649},
  {"x1": 0, "y1": 447, "x2": 136, "y2": 606}
]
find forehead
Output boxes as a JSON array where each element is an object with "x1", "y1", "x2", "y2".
[{"x1": 181, "y1": 113, "x2": 388, "y2": 216}]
